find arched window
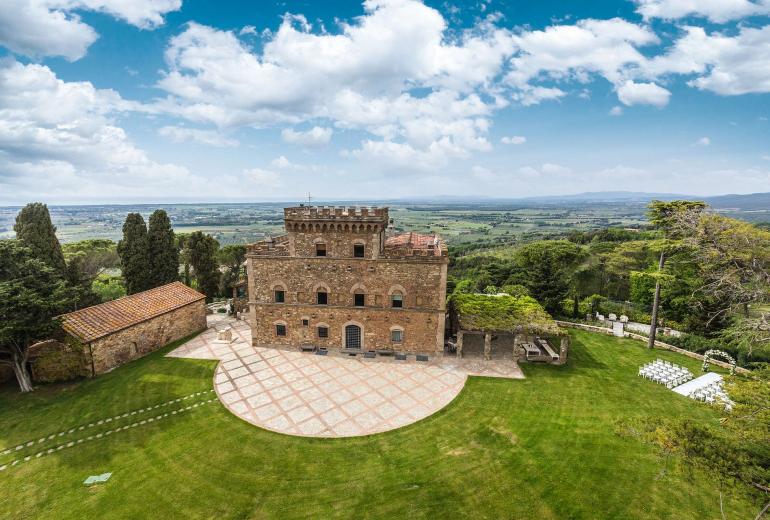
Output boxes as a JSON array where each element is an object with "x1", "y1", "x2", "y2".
[{"x1": 271, "y1": 282, "x2": 287, "y2": 303}]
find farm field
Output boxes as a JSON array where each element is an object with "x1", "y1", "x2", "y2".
[
  {"x1": 0, "y1": 201, "x2": 650, "y2": 246},
  {"x1": 0, "y1": 330, "x2": 756, "y2": 519}
]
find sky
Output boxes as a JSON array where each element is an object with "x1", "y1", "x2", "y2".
[{"x1": 0, "y1": 0, "x2": 769, "y2": 205}]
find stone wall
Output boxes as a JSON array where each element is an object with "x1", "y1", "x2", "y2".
[
  {"x1": 289, "y1": 230, "x2": 384, "y2": 260},
  {"x1": 249, "y1": 257, "x2": 447, "y2": 311},
  {"x1": 28, "y1": 338, "x2": 89, "y2": 383},
  {"x1": 88, "y1": 300, "x2": 207, "y2": 374},
  {"x1": 251, "y1": 303, "x2": 443, "y2": 353},
  {"x1": 248, "y1": 255, "x2": 447, "y2": 353}
]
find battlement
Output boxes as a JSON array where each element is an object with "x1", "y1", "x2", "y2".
[{"x1": 284, "y1": 205, "x2": 389, "y2": 223}]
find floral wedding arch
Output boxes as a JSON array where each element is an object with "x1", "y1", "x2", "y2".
[{"x1": 702, "y1": 349, "x2": 737, "y2": 376}]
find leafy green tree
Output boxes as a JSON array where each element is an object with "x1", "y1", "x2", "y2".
[
  {"x1": 13, "y1": 202, "x2": 66, "y2": 274},
  {"x1": 646, "y1": 200, "x2": 707, "y2": 347},
  {"x1": 508, "y1": 240, "x2": 585, "y2": 315},
  {"x1": 60, "y1": 239, "x2": 119, "y2": 308},
  {"x1": 0, "y1": 241, "x2": 77, "y2": 392},
  {"x1": 117, "y1": 213, "x2": 151, "y2": 294},
  {"x1": 147, "y1": 210, "x2": 179, "y2": 287},
  {"x1": 217, "y1": 244, "x2": 246, "y2": 295},
  {"x1": 188, "y1": 231, "x2": 220, "y2": 299},
  {"x1": 91, "y1": 273, "x2": 126, "y2": 302},
  {"x1": 501, "y1": 284, "x2": 530, "y2": 297}
]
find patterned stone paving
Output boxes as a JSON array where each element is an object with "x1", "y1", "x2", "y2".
[{"x1": 168, "y1": 316, "x2": 523, "y2": 437}]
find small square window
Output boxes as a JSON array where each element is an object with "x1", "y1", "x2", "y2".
[
  {"x1": 275, "y1": 324, "x2": 286, "y2": 336},
  {"x1": 353, "y1": 244, "x2": 365, "y2": 258},
  {"x1": 317, "y1": 326, "x2": 329, "y2": 338},
  {"x1": 354, "y1": 293, "x2": 365, "y2": 307},
  {"x1": 274, "y1": 290, "x2": 285, "y2": 303},
  {"x1": 391, "y1": 293, "x2": 403, "y2": 308},
  {"x1": 315, "y1": 243, "x2": 327, "y2": 257},
  {"x1": 301, "y1": 319, "x2": 309, "y2": 326},
  {"x1": 317, "y1": 291, "x2": 328, "y2": 305},
  {"x1": 391, "y1": 329, "x2": 403, "y2": 343}
]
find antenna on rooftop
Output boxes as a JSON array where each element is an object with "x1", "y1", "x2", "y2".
[{"x1": 307, "y1": 192, "x2": 312, "y2": 204}]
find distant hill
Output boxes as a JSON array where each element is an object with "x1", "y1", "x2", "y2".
[
  {"x1": 704, "y1": 192, "x2": 770, "y2": 210},
  {"x1": 520, "y1": 191, "x2": 687, "y2": 203}
]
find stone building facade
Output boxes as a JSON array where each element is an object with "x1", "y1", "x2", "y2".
[
  {"x1": 247, "y1": 206, "x2": 449, "y2": 355},
  {"x1": 46, "y1": 282, "x2": 207, "y2": 380}
]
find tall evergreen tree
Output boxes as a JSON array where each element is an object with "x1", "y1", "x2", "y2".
[
  {"x1": 0, "y1": 240, "x2": 77, "y2": 392},
  {"x1": 117, "y1": 213, "x2": 151, "y2": 294},
  {"x1": 188, "y1": 231, "x2": 220, "y2": 299},
  {"x1": 13, "y1": 202, "x2": 66, "y2": 274},
  {"x1": 147, "y1": 210, "x2": 179, "y2": 287}
]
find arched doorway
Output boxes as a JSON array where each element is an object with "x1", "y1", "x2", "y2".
[{"x1": 345, "y1": 324, "x2": 362, "y2": 349}]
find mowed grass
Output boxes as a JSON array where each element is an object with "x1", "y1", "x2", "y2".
[{"x1": 0, "y1": 331, "x2": 758, "y2": 519}]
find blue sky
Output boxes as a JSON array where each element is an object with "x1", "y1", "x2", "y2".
[{"x1": 0, "y1": 0, "x2": 769, "y2": 204}]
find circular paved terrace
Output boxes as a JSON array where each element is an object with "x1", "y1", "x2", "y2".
[{"x1": 168, "y1": 317, "x2": 522, "y2": 437}]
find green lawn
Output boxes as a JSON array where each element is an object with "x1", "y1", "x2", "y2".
[{"x1": 0, "y1": 331, "x2": 758, "y2": 519}]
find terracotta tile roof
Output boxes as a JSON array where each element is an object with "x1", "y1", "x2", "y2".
[
  {"x1": 384, "y1": 232, "x2": 445, "y2": 257},
  {"x1": 60, "y1": 282, "x2": 205, "y2": 342},
  {"x1": 386, "y1": 232, "x2": 436, "y2": 248}
]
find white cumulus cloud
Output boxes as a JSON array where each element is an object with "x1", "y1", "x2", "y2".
[
  {"x1": 281, "y1": 126, "x2": 333, "y2": 146},
  {"x1": 501, "y1": 135, "x2": 526, "y2": 145},
  {"x1": 616, "y1": 80, "x2": 671, "y2": 107},
  {"x1": 0, "y1": 0, "x2": 180, "y2": 60},
  {"x1": 634, "y1": 0, "x2": 770, "y2": 23},
  {"x1": 158, "y1": 126, "x2": 239, "y2": 147},
  {"x1": 0, "y1": 60, "x2": 196, "y2": 202}
]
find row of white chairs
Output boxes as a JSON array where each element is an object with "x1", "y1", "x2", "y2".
[{"x1": 639, "y1": 360, "x2": 693, "y2": 388}]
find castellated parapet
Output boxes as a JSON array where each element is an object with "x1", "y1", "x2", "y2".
[{"x1": 247, "y1": 206, "x2": 448, "y2": 354}]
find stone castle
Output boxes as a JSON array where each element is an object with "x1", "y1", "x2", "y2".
[{"x1": 246, "y1": 206, "x2": 448, "y2": 354}]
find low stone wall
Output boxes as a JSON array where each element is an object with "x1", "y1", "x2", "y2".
[{"x1": 556, "y1": 320, "x2": 749, "y2": 375}]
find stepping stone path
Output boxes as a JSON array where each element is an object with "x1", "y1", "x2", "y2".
[{"x1": 168, "y1": 316, "x2": 523, "y2": 438}]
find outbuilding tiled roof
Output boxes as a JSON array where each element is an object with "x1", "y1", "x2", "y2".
[{"x1": 60, "y1": 282, "x2": 205, "y2": 342}]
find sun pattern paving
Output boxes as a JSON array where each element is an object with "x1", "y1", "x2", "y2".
[{"x1": 168, "y1": 316, "x2": 522, "y2": 437}]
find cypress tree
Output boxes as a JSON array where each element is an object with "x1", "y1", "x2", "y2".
[
  {"x1": 147, "y1": 210, "x2": 179, "y2": 287},
  {"x1": 188, "y1": 231, "x2": 220, "y2": 299},
  {"x1": 13, "y1": 202, "x2": 66, "y2": 274},
  {"x1": 117, "y1": 213, "x2": 151, "y2": 294}
]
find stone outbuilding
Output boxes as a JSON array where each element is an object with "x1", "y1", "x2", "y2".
[{"x1": 31, "y1": 282, "x2": 207, "y2": 382}]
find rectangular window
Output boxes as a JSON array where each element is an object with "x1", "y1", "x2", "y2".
[
  {"x1": 315, "y1": 243, "x2": 326, "y2": 257},
  {"x1": 301, "y1": 319, "x2": 309, "y2": 326},
  {"x1": 276, "y1": 324, "x2": 286, "y2": 336},
  {"x1": 317, "y1": 291, "x2": 328, "y2": 305},
  {"x1": 353, "y1": 244, "x2": 365, "y2": 258},
  {"x1": 317, "y1": 326, "x2": 329, "y2": 338},
  {"x1": 391, "y1": 294, "x2": 403, "y2": 308},
  {"x1": 354, "y1": 293, "x2": 365, "y2": 307},
  {"x1": 274, "y1": 290, "x2": 285, "y2": 303},
  {"x1": 391, "y1": 329, "x2": 403, "y2": 343}
]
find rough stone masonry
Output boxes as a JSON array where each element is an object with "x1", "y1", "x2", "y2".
[{"x1": 247, "y1": 206, "x2": 449, "y2": 354}]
